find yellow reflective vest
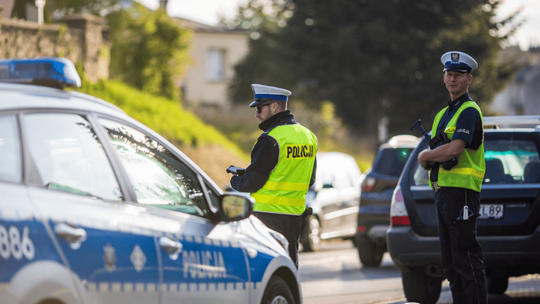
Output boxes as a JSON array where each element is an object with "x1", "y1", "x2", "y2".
[
  {"x1": 251, "y1": 124, "x2": 318, "y2": 215},
  {"x1": 430, "y1": 101, "x2": 485, "y2": 192}
]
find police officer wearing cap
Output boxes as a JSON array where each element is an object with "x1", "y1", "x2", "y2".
[
  {"x1": 229, "y1": 84, "x2": 317, "y2": 268},
  {"x1": 418, "y1": 51, "x2": 487, "y2": 304}
]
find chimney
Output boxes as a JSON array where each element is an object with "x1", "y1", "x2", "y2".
[{"x1": 159, "y1": 0, "x2": 168, "y2": 11}]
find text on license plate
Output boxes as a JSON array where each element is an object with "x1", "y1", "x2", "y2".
[{"x1": 479, "y1": 204, "x2": 503, "y2": 219}]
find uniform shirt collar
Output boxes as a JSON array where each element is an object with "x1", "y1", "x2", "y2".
[
  {"x1": 259, "y1": 110, "x2": 295, "y2": 131},
  {"x1": 447, "y1": 92, "x2": 472, "y2": 110}
]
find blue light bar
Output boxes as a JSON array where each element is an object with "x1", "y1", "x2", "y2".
[{"x1": 0, "y1": 57, "x2": 82, "y2": 89}]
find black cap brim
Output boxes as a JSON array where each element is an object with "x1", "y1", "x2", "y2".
[
  {"x1": 249, "y1": 100, "x2": 264, "y2": 107},
  {"x1": 443, "y1": 67, "x2": 470, "y2": 73}
]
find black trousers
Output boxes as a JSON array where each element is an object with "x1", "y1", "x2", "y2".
[
  {"x1": 254, "y1": 212, "x2": 302, "y2": 268},
  {"x1": 435, "y1": 187, "x2": 487, "y2": 304}
]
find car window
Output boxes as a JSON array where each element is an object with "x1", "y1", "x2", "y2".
[
  {"x1": 205, "y1": 182, "x2": 220, "y2": 208},
  {"x1": 413, "y1": 164, "x2": 430, "y2": 186},
  {"x1": 373, "y1": 148, "x2": 414, "y2": 177},
  {"x1": 0, "y1": 115, "x2": 22, "y2": 183},
  {"x1": 413, "y1": 137, "x2": 540, "y2": 186},
  {"x1": 484, "y1": 138, "x2": 539, "y2": 184},
  {"x1": 317, "y1": 165, "x2": 335, "y2": 188},
  {"x1": 24, "y1": 113, "x2": 122, "y2": 200},
  {"x1": 335, "y1": 166, "x2": 353, "y2": 189},
  {"x1": 99, "y1": 119, "x2": 210, "y2": 217}
]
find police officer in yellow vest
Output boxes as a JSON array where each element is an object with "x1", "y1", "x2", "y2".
[
  {"x1": 230, "y1": 84, "x2": 317, "y2": 268},
  {"x1": 418, "y1": 51, "x2": 487, "y2": 304}
]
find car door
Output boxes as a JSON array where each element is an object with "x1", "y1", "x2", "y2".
[
  {"x1": 22, "y1": 112, "x2": 160, "y2": 304},
  {"x1": 97, "y1": 118, "x2": 251, "y2": 303},
  {"x1": 334, "y1": 160, "x2": 361, "y2": 236},
  {"x1": 1, "y1": 113, "x2": 82, "y2": 304},
  {"x1": 315, "y1": 166, "x2": 343, "y2": 236}
]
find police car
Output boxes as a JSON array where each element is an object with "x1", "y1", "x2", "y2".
[{"x1": 0, "y1": 58, "x2": 302, "y2": 304}]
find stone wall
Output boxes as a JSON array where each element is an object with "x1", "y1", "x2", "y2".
[{"x1": 0, "y1": 8, "x2": 109, "y2": 82}]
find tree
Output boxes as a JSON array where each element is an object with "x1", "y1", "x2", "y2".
[
  {"x1": 220, "y1": 0, "x2": 296, "y2": 103},
  {"x1": 226, "y1": 0, "x2": 520, "y2": 140},
  {"x1": 107, "y1": 3, "x2": 192, "y2": 100},
  {"x1": 11, "y1": 0, "x2": 122, "y2": 21},
  {"x1": 46, "y1": 0, "x2": 122, "y2": 18}
]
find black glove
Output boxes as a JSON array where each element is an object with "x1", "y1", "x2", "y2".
[{"x1": 226, "y1": 165, "x2": 246, "y2": 176}]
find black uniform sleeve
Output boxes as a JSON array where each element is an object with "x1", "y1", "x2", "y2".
[
  {"x1": 453, "y1": 107, "x2": 481, "y2": 148},
  {"x1": 230, "y1": 135, "x2": 279, "y2": 193},
  {"x1": 309, "y1": 158, "x2": 317, "y2": 187}
]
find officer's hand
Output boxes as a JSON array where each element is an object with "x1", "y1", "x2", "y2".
[
  {"x1": 418, "y1": 149, "x2": 434, "y2": 170},
  {"x1": 226, "y1": 165, "x2": 246, "y2": 176},
  {"x1": 226, "y1": 165, "x2": 238, "y2": 175}
]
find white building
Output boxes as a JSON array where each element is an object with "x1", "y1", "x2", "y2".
[
  {"x1": 490, "y1": 46, "x2": 540, "y2": 115},
  {"x1": 173, "y1": 17, "x2": 249, "y2": 108}
]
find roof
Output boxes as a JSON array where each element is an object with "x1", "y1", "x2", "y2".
[
  {"x1": 382, "y1": 135, "x2": 421, "y2": 149},
  {"x1": 172, "y1": 17, "x2": 248, "y2": 34}
]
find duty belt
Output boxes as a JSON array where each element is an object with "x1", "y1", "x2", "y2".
[{"x1": 432, "y1": 181, "x2": 441, "y2": 192}]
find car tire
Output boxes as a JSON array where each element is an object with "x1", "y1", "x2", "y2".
[
  {"x1": 402, "y1": 270, "x2": 442, "y2": 304},
  {"x1": 487, "y1": 276, "x2": 509, "y2": 295},
  {"x1": 261, "y1": 276, "x2": 295, "y2": 304},
  {"x1": 357, "y1": 236, "x2": 384, "y2": 267},
  {"x1": 302, "y1": 216, "x2": 321, "y2": 252}
]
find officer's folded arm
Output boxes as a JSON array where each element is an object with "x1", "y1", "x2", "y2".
[{"x1": 418, "y1": 139, "x2": 466, "y2": 169}]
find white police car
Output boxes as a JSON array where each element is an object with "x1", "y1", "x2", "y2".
[{"x1": 0, "y1": 58, "x2": 301, "y2": 304}]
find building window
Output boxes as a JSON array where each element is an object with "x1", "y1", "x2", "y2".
[{"x1": 206, "y1": 49, "x2": 225, "y2": 81}]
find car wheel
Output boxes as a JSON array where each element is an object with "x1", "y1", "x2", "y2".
[
  {"x1": 402, "y1": 270, "x2": 442, "y2": 304},
  {"x1": 302, "y1": 216, "x2": 321, "y2": 252},
  {"x1": 261, "y1": 276, "x2": 295, "y2": 304},
  {"x1": 357, "y1": 236, "x2": 384, "y2": 267},
  {"x1": 487, "y1": 276, "x2": 509, "y2": 295}
]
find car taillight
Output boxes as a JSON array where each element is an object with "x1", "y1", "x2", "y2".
[
  {"x1": 361, "y1": 177, "x2": 376, "y2": 192},
  {"x1": 390, "y1": 186, "x2": 410, "y2": 226}
]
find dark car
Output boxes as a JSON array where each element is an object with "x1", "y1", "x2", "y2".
[
  {"x1": 387, "y1": 116, "x2": 540, "y2": 304},
  {"x1": 300, "y1": 152, "x2": 362, "y2": 251},
  {"x1": 355, "y1": 135, "x2": 419, "y2": 266}
]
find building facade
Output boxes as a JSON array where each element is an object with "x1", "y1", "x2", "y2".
[
  {"x1": 490, "y1": 46, "x2": 540, "y2": 115},
  {"x1": 174, "y1": 17, "x2": 249, "y2": 108}
]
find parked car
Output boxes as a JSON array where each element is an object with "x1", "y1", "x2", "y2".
[
  {"x1": 387, "y1": 116, "x2": 540, "y2": 304},
  {"x1": 0, "y1": 58, "x2": 301, "y2": 304},
  {"x1": 300, "y1": 152, "x2": 362, "y2": 251},
  {"x1": 355, "y1": 135, "x2": 419, "y2": 266}
]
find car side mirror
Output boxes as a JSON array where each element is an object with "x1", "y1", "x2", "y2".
[{"x1": 219, "y1": 193, "x2": 254, "y2": 222}]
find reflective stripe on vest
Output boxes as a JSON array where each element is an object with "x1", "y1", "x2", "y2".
[
  {"x1": 429, "y1": 101, "x2": 485, "y2": 192},
  {"x1": 252, "y1": 124, "x2": 317, "y2": 215}
]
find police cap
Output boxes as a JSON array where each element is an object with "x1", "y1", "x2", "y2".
[
  {"x1": 249, "y1": 84, "x2": 292, "y2": 107},
  {"x1": 441, "y1": 51, "x2": 478, "y2": 73}
]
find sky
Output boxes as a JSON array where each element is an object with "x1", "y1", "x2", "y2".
[{"x1": 138, "y1": 0, "x2": 540, "y2": 51}]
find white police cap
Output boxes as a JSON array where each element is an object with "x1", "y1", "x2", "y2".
[
  {"x1": 250, "y1": 84, "x2": 292, "y2": 107},
  {"x1": 441, "y1": 51, "x2": 478, "y2": 73}
]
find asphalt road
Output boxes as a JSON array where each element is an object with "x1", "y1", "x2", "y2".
[{"x1": 298, "y1": 240, "x2": 540, "y2": 304}]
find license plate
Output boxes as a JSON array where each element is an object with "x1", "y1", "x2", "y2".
[{"x1": 479, "y1": 204, "x2": 504, "y2": 219}]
